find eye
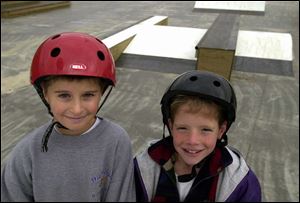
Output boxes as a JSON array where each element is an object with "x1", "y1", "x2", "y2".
[
  {"x1": 58, "y1": 93, "x2": 71, "y2": 99},
  {"x1": 83, "y1": 93, "x2": 95, "y2": 97},
  {"x1": 176, "y1": 127, "x2": 188, "y2": 132},
  {"x1": 82, "y1": 92, "x2": 97, "y2": 100},
  {"x1": 202, "y1": 128, "x2": 213, "y2": 133},
  {"x1": 203, "y1": 128, "x2": 211, "y2": 131}
]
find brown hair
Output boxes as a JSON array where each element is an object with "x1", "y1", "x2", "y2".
[
  {"x1": 41, "y1": 75, "x2": 109, "y2": 94},
  {"x1": 170, "y1": 95, "x2": 226, "y2": 126}
]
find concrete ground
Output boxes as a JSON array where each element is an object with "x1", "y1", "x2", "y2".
[{"x1": 1, "y1": 1, "x2": 299, "y2": 201}]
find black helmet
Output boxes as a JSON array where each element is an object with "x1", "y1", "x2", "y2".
[{"x1": 160, "y1": 70, "x2": 237, "y2": 141}]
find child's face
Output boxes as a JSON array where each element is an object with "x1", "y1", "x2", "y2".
[
  {"x1": 44, "y1": 78, "x2": 102, "y2": 136},
  {"x1": 169, "y1": 102, "x2": 226, "y2": 170}
]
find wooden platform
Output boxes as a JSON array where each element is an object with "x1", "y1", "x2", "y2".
[
  {"x1": 118, "y1": 19, "x2": 292, "y2": 77},
  {"x1": 1, "y1": 1, "x2": 71, "y2": 18},
  {"x1": 195, "y1": 13, "x2": 240, "y2": 80}
]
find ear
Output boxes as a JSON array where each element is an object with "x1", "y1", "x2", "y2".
[{"x1": 218, "y1": 121, "x2": 227, "y2": 139}]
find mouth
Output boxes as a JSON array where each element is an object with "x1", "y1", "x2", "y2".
[
  {"x1": 65, "y1": 116, "x2": 86, "y2": 122},
  {"x1": 183, "y1": 148, "x2": 203, "y2": 154}
]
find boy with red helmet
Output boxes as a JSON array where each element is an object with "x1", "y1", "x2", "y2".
[
  {"x1": 134, "y1": 70, "x2": 261, "y2": 202},
  {"x1": 1, "y1": 32, "x2": 135, "y2": 202}
]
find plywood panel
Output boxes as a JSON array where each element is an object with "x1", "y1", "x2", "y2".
[{"x1": 197, "y1": 48, "x2": 235, "y2": 80}]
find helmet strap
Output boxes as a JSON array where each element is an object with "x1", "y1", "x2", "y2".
[
  {"x1": 217, "y1": 134, "x2": 228, "y2": 147},
  {"x1": 41, "y1": 120, "x2": 58, "y2": 152},
  {"x1": 162, "y1": 123, "x2": 172, "y2": 139},
  {"x1": 41, "y1": 120, "x2": 68, "y2": 152},
  {"x1": 97, "y1": 85, "x2": 113, "y2": 114}
]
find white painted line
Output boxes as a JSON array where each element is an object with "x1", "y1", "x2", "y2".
[{"x1": 194, "y1": 1, "x2": 265, "y2": 12}]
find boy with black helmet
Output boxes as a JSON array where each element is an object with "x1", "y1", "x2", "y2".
[
  {"x1": 1, "y1": 32, "x2": 135, "y2": 202},
  {"x1": 134, "y1": 70, "x2": 261, "y2": 202}
]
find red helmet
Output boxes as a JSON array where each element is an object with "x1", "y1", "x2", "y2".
[{"x1": 30, "y1": 32, "x2": 116, "y2": 85}]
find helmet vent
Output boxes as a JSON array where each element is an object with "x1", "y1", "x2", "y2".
[
  {"x1": 50, "y1": 47, "x2": 60, "y2": 57},
  {"x1": 51, "y1": 34, "x2": 60, "y2": 40},
  {"x1": 213, "y1": 80, "x2": 221, "y2": 87},
  {"x1": 97, "y1": 51, "x2": 105, "y2": 61},
  {"x1": 190, "y1": 76, "x2": 197, "y2": 81}
]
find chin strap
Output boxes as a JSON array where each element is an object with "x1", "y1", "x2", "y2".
[
  {"x1": 163, "y1": 125, "x2": 166, "y2": 139},
  {"x1": 41, "y1": 120, "x2": 66, "y2": 152},
  {"x1": 97, "y1": 85, "x2": 113, "y2": 114},
  {"x1": 162, "y1": 123, "x2": 172, "y2": 139},
  {"x1": 216, "y1": 134, "x2": 228, "y2": 147},
  {"x1": 42, "y1": 120, "x2": 58, "y2": 152}
]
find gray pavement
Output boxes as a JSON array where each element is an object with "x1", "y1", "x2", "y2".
[{"x1": 1, "y1": 1, "x2": 299, "y2": 202}]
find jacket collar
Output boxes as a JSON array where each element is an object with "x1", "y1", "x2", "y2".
[{"x1": 147, "y1": 136, "x2": 233, "y2": 177}]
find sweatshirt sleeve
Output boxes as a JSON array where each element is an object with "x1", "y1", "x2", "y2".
[
  {"x1": 225, "y1": 169, "x2": 262, "y2": 202},
  {"x1": 104, "y1": 130, "x2": 136, "y2": 202},
  {"x1": 1, "y1": 142, "x2": 34, "y2": 202}
]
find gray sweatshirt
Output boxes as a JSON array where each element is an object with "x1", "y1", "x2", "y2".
[{"x1": 1, "y1": 118, "x2": 136, "y2": 202}]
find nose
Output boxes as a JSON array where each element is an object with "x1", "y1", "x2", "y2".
[
  {"x1": 187, "y1": 129, "x2": 200, "y2": 145},
  {"x1": 70, "y1": 99, "x2": 83, "y2": 115}
]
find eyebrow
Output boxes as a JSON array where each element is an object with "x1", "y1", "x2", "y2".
[
  {"x1": 54, "y1": 90, "x2": 100, "y2": 93},
  {"x1": 174, "y1": 123, "x2": 214, "y2": 128}
]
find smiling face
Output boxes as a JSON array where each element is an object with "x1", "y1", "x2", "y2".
[
  {"x1": 169, "y1": 96, "x2": 227, "y2": 174},
  {"x1": 43, "y1": 76, "x2": 103, "y2": 136}
]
